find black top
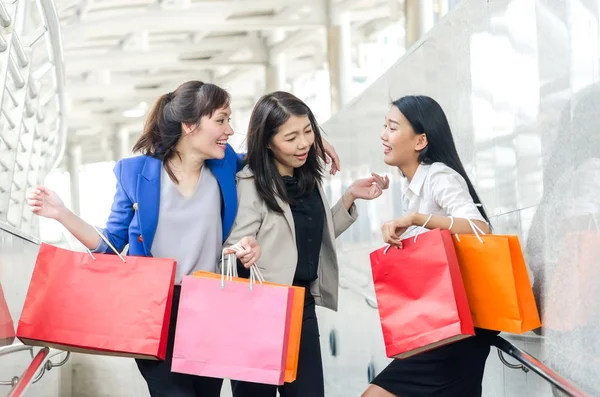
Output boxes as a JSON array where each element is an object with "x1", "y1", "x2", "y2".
[{"x1": 283, "y1": 176, "x2": 325, "y2": 287}]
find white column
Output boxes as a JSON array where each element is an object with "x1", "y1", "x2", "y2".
[
  {"x1": 326, "y1": 6, "x2": 352, "y2": 114},
  {"x1": 265, "y1": 30, "x2": 286, "y2": 93},
  {"x1": 265, "y1": 56, "x2": 286, "y2": 93},
  {"x1": 405, "y1": 0, "x2": 435, "y2": 48},
  {"x1": 112, "y1": 125, "x2": 131, "y2": 160},
  {"x1": 67, "y1": 143, "x2": 82, "y2": 216},
  {"x1": 118, "y1": 125, "x2": 131, "y2": 159},
  {"x1": 438, "y1": 0, "x2": 449, "y2": 19}
]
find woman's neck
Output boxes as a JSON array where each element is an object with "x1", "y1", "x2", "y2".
[
  {"x1": 274, "y1": 159, "x2": 294, "y2": 177},
  {"x1": 169, "y1": 151, "x2": 205, "y2": 178},
  {"x1": 399, "y1": 162, "x2": 420, "y2": 182}
]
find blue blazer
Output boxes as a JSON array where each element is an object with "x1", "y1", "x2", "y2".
[{"x1": 94, "y1": 144, "x2": 243, "y2": 256}]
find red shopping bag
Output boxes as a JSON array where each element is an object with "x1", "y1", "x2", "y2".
[
  {"x1": 0, "y1": 284, "x2": 15, "y2": 347},
  {"x1": 370, "y1": 229, "x2": 474, "y2": 359},
  {"x1": 172, "y1": 273, "x2": 294, "y2": 385},
  {"x1": 17, "y1": 243, "x2": 175, "y2": 360}
]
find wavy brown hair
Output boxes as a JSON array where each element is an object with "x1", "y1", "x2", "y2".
[{"x1": 133, "y1": 81, "x2": 230, "y2": 183}]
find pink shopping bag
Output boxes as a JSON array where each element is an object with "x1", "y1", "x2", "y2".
[{"x1": 172, "y1": 274, "x2": 294, "y2": 385}]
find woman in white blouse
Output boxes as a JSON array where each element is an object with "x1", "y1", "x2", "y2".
[{"x1": 362, "y1": 95, "x2": 493, "y2": 397}]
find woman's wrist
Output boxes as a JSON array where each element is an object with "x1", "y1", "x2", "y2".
[
  {"x1": 342, "y1": 189, "x2": 355, "y2": 210},
  {"x1": 56, "y1": 206, "x2": 72, "y2": 223},
  {"x1": 410, "y1": 212, "x2": 424, "y2": 227}
]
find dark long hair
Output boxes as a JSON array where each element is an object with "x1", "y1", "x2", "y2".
[
  {"x1": 393, "y1": 95, "x2": 490, "y2": 223},
  {"x1": 246, "y1": 91, "x2": 325, "y2": 213},
  {"x1": 132, "y1": 81, "x2": 230, "y2": 183}
]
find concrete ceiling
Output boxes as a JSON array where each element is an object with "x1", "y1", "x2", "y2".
[{"x1": 54, "y1": 0, "x2": 396, "y2": 164}]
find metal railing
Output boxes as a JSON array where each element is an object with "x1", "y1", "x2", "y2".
[
  {"x1": 494, "y1": 336, "x2": 589, "y2": 397},
  {"x1": 0, "y1": 0, "x2": 67, "y2": 236},
  {"x1": 0, "y1": 343, "x2": 70, "y2": 396}
]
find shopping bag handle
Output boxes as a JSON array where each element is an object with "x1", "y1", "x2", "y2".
[
  {"x1": 412, "y1": 214, "x2": 434, "y2": 243},
  {"x1": 453, "y1": 217, "x2": 486, "y2": 244},
  {"x1": 220, "y1": 246, "x2": 264, "y2": 290},
  {"x1": 84, "y1": 226, "x2": 126, "y2": 263},
  {"x1": 383, "y1": 214, "x2": 433, "y2": 254}
]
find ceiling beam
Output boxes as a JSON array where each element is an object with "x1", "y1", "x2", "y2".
[
  {"x1": 63, "y1": 9, "x2": 326, "y2": 43},
  {"x1": 79, "y1": 0, "x2": 324, "y2": 20},
  {"x1": 270, "y1": 29, "x2": 323, "y2": 57},
  {"x1": 77, "y1": 70, "x2": 213, "y2": 87},
  {"x1": 65, "y1": 50, "x2": 268, "y2": 74},
  {"x1": 63, "y1": 34, "x2": 259, "y2": 58},
  {"x1": 64, "y1": 35, "x2": 264, "y2": 60}
]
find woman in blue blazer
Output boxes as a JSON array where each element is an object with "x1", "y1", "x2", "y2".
[{"x1": 27, "y1": 81, "x2": 263, "y2": 397}]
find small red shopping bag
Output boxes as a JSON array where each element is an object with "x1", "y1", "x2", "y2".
[
  {"x1": 370, "y1": 229, "x2": 474, "y2": 359},
  {"x1": 17, "y1": 243, "x2": 175, "y2": 359},
  {"x1": 0, "y1": 284, "x2": 15, "y2": 347},
  {"x1": 172, "y1": 269, "x2": 294, "y2": 385}
]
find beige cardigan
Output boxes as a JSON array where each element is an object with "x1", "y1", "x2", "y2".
[{"x1": 223, "y1": 166, "x2": 358, "y2": 311}]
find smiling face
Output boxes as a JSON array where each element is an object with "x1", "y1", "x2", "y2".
[
  {"x1": 180, "y1": 105, "x2": 234, "y2": 160},
  {"x1": 380, "y1": 105, "x2": 427, "y2": 168},
  {"x1": 268, "y1": 114, "x2": 315, "y2": 176}
]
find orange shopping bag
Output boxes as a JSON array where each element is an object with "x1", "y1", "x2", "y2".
[
  {"x1": 193, "y1": 266, "x2": 304, "y2": 383},
  {"x1": 544, "y1": 216, "x2": 600, "y2": 331},
  {"x1": 452, "y1": 221, "x2": 541, "y2": 333}
]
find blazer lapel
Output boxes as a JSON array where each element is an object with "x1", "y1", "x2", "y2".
[
  {"x1": 206, "y1": 157, "x2": 237, "y2": 242},
  {"x1": 276, "y1": 195, "x2": 296, "y2": 241},
  {"x1": 137, "y1": 156, "x2": 161, "y2": 256},
  {"x1": 318, "y1": 183, "x2": 335, "y2": 241}
]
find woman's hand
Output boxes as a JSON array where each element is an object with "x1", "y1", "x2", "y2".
[
  {"x1": 26, "y1": 186, "x2": 68, "y2": 220},
  {"x1": 320, "y1": 138, "x2": 341, "y2": 175},
  {"x1": 224, "y1": 236, "x2": 261, "y2": 269},
  {"x1": 342, "y1": 173, "x2": 389, "y2": 210},
  {"x1": 381, "y1": 214, "x2": 415, "y2": 248},
  {"x1": 349, "y1": 173, "x2": 389, "y2": 200}
]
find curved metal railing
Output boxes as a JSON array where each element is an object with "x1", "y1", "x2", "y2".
[
  {"x1": 495, "y1": 337, "x2": 588, "y2": 397},
  {"x1": 0, "y1": 342, "x2": 70, "y2": 396},
  {"x1": 0, "y1": 0, "x2": 67, "y2": 237},
  {"x1": 0, "y1": 1, "x2": 69, "y2": 395}
]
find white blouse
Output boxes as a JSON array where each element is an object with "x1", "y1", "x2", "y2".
[{"x1": 400, "y1": 162, "x2": 487, "y2": 238}]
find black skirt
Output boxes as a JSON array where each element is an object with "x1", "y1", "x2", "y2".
[{"x1": 371, "y1": 334, "x2": 492, "y2": 397}]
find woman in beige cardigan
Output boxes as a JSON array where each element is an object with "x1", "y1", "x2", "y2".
[{"x1": 224, "y1": 91, "x2": 389, "y2": 397}]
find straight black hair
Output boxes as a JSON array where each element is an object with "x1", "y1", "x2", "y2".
[
  {"x1": 393, "y1": 95, "x2": 490, "y2": 224},
  {"x1": 246, "y1": 91, "x2": 325, "y2": 213}
]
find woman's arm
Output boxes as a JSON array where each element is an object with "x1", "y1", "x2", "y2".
[
  {"x1": 330, "y1": 198, "x2": 358, "y2": 238},
  {"x1": 320, "y1": 138, "x2": 341, "y2": 175},
  {"x1": 28, "y1": 161, "x2": 133, "y2": 252},
  {"x1": 330, "y1": 173, "x2": 389, "y2": 238},
  {"x1": 223, "y1": 178, "x2": 264, "y2": 268},
  {"x1": 381, "y1": 167, "x2": 489, "y2": 247},
  {"x1": 381, "y1": 213, "x2": 489, "y2": 247},
  {"x1": 56, "y1": 208, "x2": 102, "y2": 250}
]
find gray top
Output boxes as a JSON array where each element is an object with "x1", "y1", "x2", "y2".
[{"x1": 151, "y1": 165, "x2": 222, "y2": 284}]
